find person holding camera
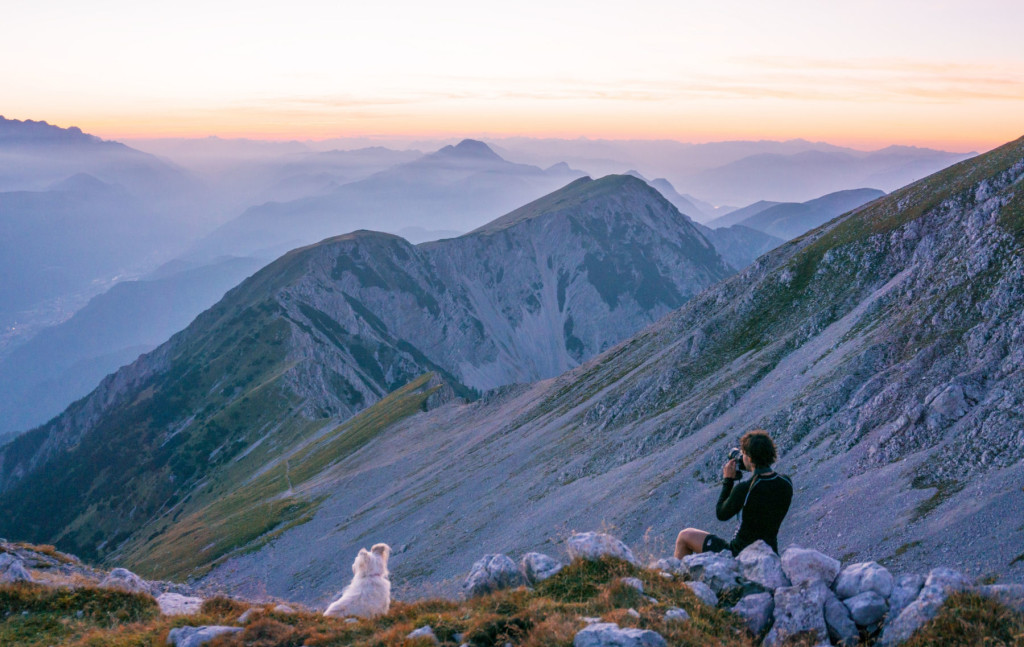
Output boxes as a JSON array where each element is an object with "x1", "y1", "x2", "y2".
[{"x1": 674, "y1": 429, "x2": 792, "y2": 558}]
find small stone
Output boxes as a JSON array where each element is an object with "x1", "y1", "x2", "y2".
[
  {"x1": 573, "y1": 622, "x2": 667, "y2": 647},
  {"x1": 732, "y1": 592, "x2": 774, "y2": 636},
  {"x1": 345, "y1": 618, "x2": 359, "y2": 624},
  {"x1": 462, "y1": 554, "x2": 527, "y2": 597},
  {"x1": 664, "y1": 607, "x2": 690, "y2": 622},
  {"x1": 272, "y1": 604, "x2": 296, "y2": 614},
  {"x1": 521, "y1": 552, "x2": 563, "y2": 583},
  {"x1": 567, "y1": 532, "x2": 638, "y2": 565},
  {"x1": 658, "y1": 572, "x2": 673, "y2": 580},
  {"x1": 166, "y1": 625, "x2": 242, "y2": 647},
  {"x1": 835, "y1": 561, "x2": 894, "y2": 600},
  {"x1": 780, "y1": 546, "x2": 841, "y2": 587},
  {"x1": 157, "y1": 593, "x2": 203, "y2": 616},
  {"x1": 844, "y1": 590, "x2": 888, "y2": 626},
  {"x1": 407, "y1": 625, "x2": 439, "y2": 644},
  {"x1": 582, "y1": 616, "x2": 602, "y2": 624},
  {"x1": 619, "y1": 577, "x2": 644, "y2": 593},
  {"x1": 99, "y1": 567, "x2": 151, "y2": 595},
  {"x1": 651, "y1": 557, "x2": 687, "y2": 576},
  {"x1": 683, "y1": 581, "x2": 718, "y2": 607},
  {"x1": 737, "y1": 540, "x2": 790, "y2": 591}
]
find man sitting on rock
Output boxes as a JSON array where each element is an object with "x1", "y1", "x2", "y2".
[{"x1": 675, "y1": 430, "x2": 792, "y2": 558}]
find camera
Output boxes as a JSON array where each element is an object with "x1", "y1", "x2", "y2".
[{"x1": 727, "y1": 447, "x2": 746, "y2": 473}]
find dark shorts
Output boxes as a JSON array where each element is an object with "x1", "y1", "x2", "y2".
[{"x1": 702, "y1": 534, "x2": 732, "y2": 554}]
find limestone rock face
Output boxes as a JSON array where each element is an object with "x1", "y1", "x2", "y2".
[
  {"x1": 0, "y1": 553, "x2": 32, "y2": 583},
  {"x1": 682, "y1": 551, "x2": 740, "y2": 594},
  {"x1": 732, "y1": 592, "x2": 774, "y2": 636},
  {"x1": 157, "y1": 593, "x2": 203, "y2": 616},
  {"x1": 99, "y1": 567, "x2": 151, "y2": 595},
  {"x1": 462, "y1": 554, "x2": 526, "y2": 597},
  {"x1": 764, "y1": 581, "x2": 829, "y2": 647},
  {"x1": 780, "y1": 547, "x2": 840, "y2": 587},
  {"x1": 573, "y1": 622, "x2": 667, "y2": 647},
  {"x1": 683, "y1": 581, "x2": 718, "y2": 607},
  {"x1": 878, "y1": 568, "x2": 972, "y2": 647},
  {"x1": 167, "y1": 625, "x2": 242, "y2": 647},
  {"x1": 844, "y1": 590, "x2": 888, "y2": 626},
  {"x1": 567, "y1": 532, "x2": 638, "y2": 566},
  {"x1": 520, "y1": 552, "x2": 563, "y2": 584},
  {"x1": 834, "y1": 561, "x2": 894, "y2": 600},
  {"x1": 737, "y1": 540, "x2": 790, "y2": 591}
]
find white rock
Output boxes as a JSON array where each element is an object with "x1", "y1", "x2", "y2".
[
  {"x1": 664, "y1": 607, "x2": 690, "y2": 622},
  {"x1": 835, "y1": 561, "x2": 894, "y2": 600},
  {"x1": 682, "y1": 551, "x2": 740, "y2": 594},
  {"x1": 0, "y1": 553, "x2": 32, "y2": 584},
  {"x1": 156, "y1": 593, "x2": 203, "y2": 616},
  {"x1": 763, "y1": 581, "x2": 829, "y2": 647},
  {"x1": 844, "y1": 590, "x2": 888, "y2": 626},
  {"x1": 626, "y1": 608, "x2": 640, "y2": 618},
  {"x1": 732, "y1": 592, "x2": 774, "y2": 636},
  {"x1": 780, "y1": 547, "x2": 840, "y2": 587},
  {"x1": 651, "y1": 557, "x2": 686, "y2": 576},
  {"x1": 886, "y1": 573, "x2": 925, "y2": 621},
  {"x1": 582, "y1": 616, "x2": 603, "y2": 624},
  {"x1": 683, "y1": 581, "x2": 718, "y2": 607},
  {"x1": 521, "y1": 552, "x2": 563, "y2": 583},
  {"x1": 567, "y1": 532, "x2": 638, "y2": 566},
  {"x1": 619, "y1": 577, "x2": 644, "y2": 593},
  {"x1": 273, "y1": 603, "x2": 296, "y2": 614},
  {"x1": 100, "y1": 567, "x2": 151, "y2": 595},
  {"x1": 737, "y1": 540, "x2": 790, "y2": 591},
  {"x1": 166, "y1": 625, "x2": 242, "y2": 647},
  {"x1": 573, "y1": 622, "x2": 667, "y2": 647},
  {"x1": 823, "y1": 590, "x2": 858, "y2": 647},
  {"x1": 878, "y1": 568, "x2": 971, "y2": 647},
  {"x1": 407, "y1": 625, "x2": 439, "y2": 644},
  {"x1": 462, "y1": 554, "x2": 527, "y2": 597}
]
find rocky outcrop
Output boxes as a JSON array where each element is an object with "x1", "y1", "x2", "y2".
[
  {"x1": 573, "y1": 622, "x2": 667, "y2": 647},
  {"x1": 738, "y1": 540, "x2": 790, "y2": 591},
  {"x1": 157, "y1": 593, "x2": 204, "y2": 616},
  {"x1": 167, "y1": 625, "x2": 242, "y2": 647},
  {"x1": 568, "y1": 532, "x2": 638, "y2": 566},
  {"x1": 681, "y1": 551, "x2": 741, "y2": 594},
  {"x1": 0, "y1": 552, "x2": 32, "y2": 583},
  {"x1": 782, "y1": 547, "x2": 841, "y2": 588},
  {"x1": 462, "y1": 554, "x2": 527, "y2": 597},
  {"x1": 99, "y1": 567, "x2": 151, "y2": 595},
  {"x1": 521, "y1": 552, "x2": 563, "y2": 583}
]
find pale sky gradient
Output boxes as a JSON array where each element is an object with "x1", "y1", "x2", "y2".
[{"x1": 3, "y1": 0, "x2": 1022, "y2": 150}]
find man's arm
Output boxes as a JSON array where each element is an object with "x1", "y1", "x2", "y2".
[{"x1": 717, "y1": 478, "x2": 748, "y2": 521}]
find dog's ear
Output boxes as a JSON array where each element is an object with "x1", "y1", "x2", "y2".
[
  {"x1": 352, "y1": 549, "x2": 371, "y2": 575},
  {"x1": 371, "y1": 543, "x2": 391, "y2": 561}
]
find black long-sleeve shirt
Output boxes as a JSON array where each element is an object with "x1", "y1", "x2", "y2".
[{"x1": 716, "y1": 469, "x2": 793, "y2": 554}]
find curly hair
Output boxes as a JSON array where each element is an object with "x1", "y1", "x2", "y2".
[{"x1": 740, "y1": 430, "x2": 777, "y2": 468}]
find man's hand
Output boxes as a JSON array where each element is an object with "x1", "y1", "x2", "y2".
[{"x1": 723, "y1": 459, "x2": 738, "y2": 480}]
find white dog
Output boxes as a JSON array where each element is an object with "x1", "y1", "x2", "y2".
[{"x1": 323, "y1": 543, "x2": 391, "y2": 618}]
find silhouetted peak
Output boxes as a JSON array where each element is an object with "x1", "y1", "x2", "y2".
[{"x1": 433, "y1": 139, "x2": 503, "y2": 161}]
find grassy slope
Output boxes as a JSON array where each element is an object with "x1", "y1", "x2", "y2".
[
  {"x1": 3, "y1": 558, "x2": 1022, "y2": 647},
  {"x1": 114, "y1": 373, "x2": 444, "y2": 581}
]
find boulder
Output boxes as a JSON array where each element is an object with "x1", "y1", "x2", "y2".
[
  {"x1": 521, "y1": 552, "x2": 563, "y2": 583},
  {"x1": 886, "y1": 573, "x2": 925, "y2": 621},
  {"x1": 664, "y1": 607, "x2": 690, "y2": 622},
  {"x1": 620, "y1": 577, "x2": 644, "y2": 593},
  {"x1": 976, "y1": 584, "x2": 1024, "y2": 612},
  {"x1": 878, "y1": 568, "x2": 972, "y2": 647},
  {"x1": 237, "y1": 608, "x2": 260, "y2": 624},
  {"x1": 567, "y1": 533, "x2": 638, "y2": 566},
  {"x1": 166, "y1": 625, "x2": 242, "y2": 647},
  {"x1": 780, "y1": 547, "x2": 840, "y2": 587},
  {"x1": 573, "y1": 622, "x2": 667, "y2": 647},
  {"x1": 683, "y1": 581, "x2": 718, "y2": 607},
  {"x1": 844, "y1": 590, "x2": 888, "y2": 626},
  {"x1": 0, "y1": 553, "x2": 32, "y2": 583},
  {"x1": 99, "y1": 567, "x2": 151, "y2": 595},
  {"x1": 462, "y1": 554, "x2": 527, "y2": 597},
  {"x1": 763, "y1": 581, "x2": 829, "y2": 647},
  {"x1": 682, "y1": 551, "x2": 741, "y2": 594},
  {"x1": 407, "y1": 625, "x2": 440, "y2": 644},
  {"x1": 737, "y1": 540, "x2": 790, "y2": 591},
  {"x1": 834, "y1": 561, "x2": 894, "y2": 600},
  {"x1": 823, "y1": 591, "x2": 858, "y2": 647},
  {"x1": 272, "y1": 604, "x2": 296, "y2": 614},
  {"x1": 650, "y1": 557, "x2": 686, "y2": 576},
  {"x1": 156, "y1": 593, "x2": 203, "y2": 616},
  {"x1": 732, "y1": 592, "x2": 774, "y2": 636}
]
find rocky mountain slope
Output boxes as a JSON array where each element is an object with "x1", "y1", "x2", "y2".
[
  {"x1": 0, "y1": 174, "x2": 733, "y2": 575},
  {"x1": 707, "y1": 189, "x2": 886, "y2": 240},
  {"x1": 180, "y1": 136, "x2": 1023, "y2": 605}
]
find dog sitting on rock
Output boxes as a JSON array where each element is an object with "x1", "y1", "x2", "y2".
[{"x1": 323, "y1": 543, "x2": 391, "y2": 618}]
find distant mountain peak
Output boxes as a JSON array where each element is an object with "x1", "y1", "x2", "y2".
[
  {"x1": 433, "y1": 139, "x2": 503, "y2": 161},
  {"x1": 0, "y1": 116, "x2": 101, "y2": 145}
]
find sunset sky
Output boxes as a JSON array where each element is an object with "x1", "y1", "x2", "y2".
[{"x1": 3, "y1": 0, "x2": 1022, "y2": 150}]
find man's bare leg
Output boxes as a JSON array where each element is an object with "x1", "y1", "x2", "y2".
[{"x1": 674, "y1": 528, "x2": 709, "y2": 559}]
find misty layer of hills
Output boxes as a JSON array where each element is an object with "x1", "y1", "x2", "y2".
[
  {"x1": 0, "y1": 135, "x2": 1020, "y2": 608},
  {"x1": 706, "y1": 188, "x2": 887, "y2": 240}
]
